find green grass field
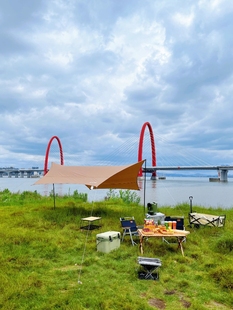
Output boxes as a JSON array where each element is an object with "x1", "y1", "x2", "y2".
[{"x1": 0, "y1": 189, "x2": 233, "y2": 309}]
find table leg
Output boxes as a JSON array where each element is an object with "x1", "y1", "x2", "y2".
[
  {"x1": 139, "y1": 236, "x2": 144, "y2": 254},
  {"x1": 177, "y1": 237, "x2": 184, "y2": 256}
]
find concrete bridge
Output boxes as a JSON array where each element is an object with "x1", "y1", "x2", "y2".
[
  {"x1": 0, "y1": 168, "x2": 44, "y2": 178},
  {"x1": 143, "y1": 165, "x2": 233, "y2": 182},
  {"x1": 2, "y1": 165, "x2": 232, "y2": 181}
]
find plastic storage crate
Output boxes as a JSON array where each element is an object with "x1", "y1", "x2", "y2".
[
  {"x1": 96, "y1": 231, "x2": 121, "y2": 253},
  {"x1": 164, "y1": 216, "x2": 184, "y2": 230}
]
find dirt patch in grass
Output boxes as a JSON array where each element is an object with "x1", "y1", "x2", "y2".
[
  {"x1": 148, "y1": 298, "x2": 166, "y2": 309},
  {"x1": 164, "y1": 289, "x2": 176, "y2": 295},
  {"x1": 164, "y1": 290, "x2": 191, "y2": 308},
  {"x1": 178, "y1": 293, "x2": 191, "y2": 308},
  {"x1": 11, "y1": 211, "x2": 24, "y2": 216},
  {"x1": 205, "y1": 301, "x2": 231, "y2": 309},
  {"x1": 60, "y1": 282, "x2": 78, "y2": 293},
  {"x1": 180, "y1": 298, "x2": 191, "y2": 308},
  {"x1": 53, "y1": 265, "x2": 81, "y2": 271}
]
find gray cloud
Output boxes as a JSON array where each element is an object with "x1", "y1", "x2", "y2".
[{"x1": 0, "y1": 0, "x2": 233, "y2": 169}]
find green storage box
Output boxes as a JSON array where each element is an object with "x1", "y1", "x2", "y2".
[{"x1": 96, "y1": 231, "x2": 121, "y2": 253}]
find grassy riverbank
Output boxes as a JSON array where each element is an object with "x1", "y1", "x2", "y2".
[{"x1": 0, "y1": 189, "x2": 233, "y2": 309}]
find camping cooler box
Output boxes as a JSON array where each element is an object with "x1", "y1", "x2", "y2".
[{"x1": 96, "y1": 231, "x2": 121, "y2": 253}]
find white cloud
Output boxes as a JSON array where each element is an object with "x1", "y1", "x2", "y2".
[
  {"x1": 173, "y1": 11, "x2": 195, "y2": 27},
  {"x1": 0, "y1": 0, "x2": 233, "y2": 170}
]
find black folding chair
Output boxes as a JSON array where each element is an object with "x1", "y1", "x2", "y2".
[
  {"x1": 137, "y1": 257, "x2": 162, "y2": 280},
  {"x1": 120, "y1": 217, "x2": 142, "y2": 246}
]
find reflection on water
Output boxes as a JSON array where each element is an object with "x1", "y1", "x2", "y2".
[
  {"x1": 151, "y1": 180, "x2": 157, "y2": 189},
  {"x1": 138, "y1": 177, "x2": 233, "y2": 209}
]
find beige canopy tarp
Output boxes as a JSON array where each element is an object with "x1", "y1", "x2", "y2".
[{"x1": 34, "y1": 160, "x2": 145, "y2": 190}]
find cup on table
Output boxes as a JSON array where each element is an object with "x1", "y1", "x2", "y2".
[
  {"x1": 168, "y1": 221, "x2": 173, "y2": 229},
  {"x1": 172, "y1": 221, "x2": 177, "y2": 229}
]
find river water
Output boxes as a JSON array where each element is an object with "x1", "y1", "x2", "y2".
[{"x1": 0, "y1": 176, "x2": 233, "y2": 210}]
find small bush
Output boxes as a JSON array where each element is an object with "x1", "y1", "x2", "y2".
[
  {"x1": 20, "y1": 190, "x2": 42, "y2": 202},
  {"x1": 119, "y1": 189, "x2": 140, "y2": 204},
  {"x1": 72, "y1": 190, "x2": 88, "y2": 202},
  {"x1": 215, "y1": 234, "x2": 233, "y2": 253},
  {"x1": 106, "y1": 189, "x2": 140, "y2": 205},
  {"x1": 210, "y1": 267, "x2": 233, "y2": 290}
]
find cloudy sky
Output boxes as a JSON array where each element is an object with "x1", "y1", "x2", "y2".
[{"x1": 1, "y1": 0, "x2": 233, "y2": 170}]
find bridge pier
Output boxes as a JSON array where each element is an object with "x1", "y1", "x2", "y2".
[
  {"x1": 151, "y1": 171, "x2": 156, "y2": 180},
  {"x1": 219, "y1": 169, "x2": 228, "y2": 182}
]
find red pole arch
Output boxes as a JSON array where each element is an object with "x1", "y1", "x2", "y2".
[
  {"x1": 138, "y1": 122, "x2": 156, "y2": 177},
  {"x1": 44, "y1": 136, "x2": 64, "y2": 175}
]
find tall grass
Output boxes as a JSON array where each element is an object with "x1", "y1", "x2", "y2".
[{"x1": 0, "y1": 189, "x2": 232, "y2": 309}]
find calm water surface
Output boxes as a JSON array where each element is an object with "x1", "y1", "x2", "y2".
[{"x1": 0, "y1": 176, "x2": 233, "y2": 209}]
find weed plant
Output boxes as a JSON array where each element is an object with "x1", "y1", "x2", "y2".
[{"x1": 0, "y1": 189, "x2": 233, "y2": 309}]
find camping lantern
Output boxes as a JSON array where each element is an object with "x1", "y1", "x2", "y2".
[
  {"x1": 147, "y1": 202, "x2": 157, "y2": 215},
  {"x1": 189, "y1": 196, "x2": 193, "y2": 213}
]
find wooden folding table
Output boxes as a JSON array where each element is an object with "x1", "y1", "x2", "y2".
[{"x1": 138, "y1": 229, "x2": 190, "y2": 256}]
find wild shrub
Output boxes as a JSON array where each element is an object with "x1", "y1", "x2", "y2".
[
  {"x1": 19, "y1": 190, "x2": 42, "y2": 202},
  {"x1": 210, "y1": 266, "x2": 233, "y2": 290},
  {"x1": 105, "y1": 189, "x2": 118, "y2": 200},
  {"x1": 106, "y1": 189, "x2": 140, "y2": 205},
  {"x1": 54, "y1": 190, "x2": 88, "y2": 202},
  {"x1": 72, "y1": 190, "x2": 87, "y2": 202},
  {"x1": 214, "y1": 233, "x2": 233, "y2": 253},
  {"x1": 0, "y1": 189, "x2": 13, "y2": 205},
  {"x1": 119, "y1": 189, "x2": 140, "y2": 204}
]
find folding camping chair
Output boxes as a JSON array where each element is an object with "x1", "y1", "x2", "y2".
[
  {"x1": 120, "y1": 217, "x2": 142, "y2": 246},
  {"x1": 137, "y1": 257, "x2": 162, "y2": 280}
]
